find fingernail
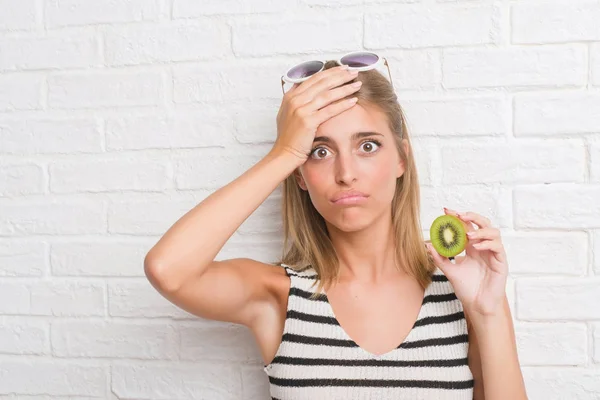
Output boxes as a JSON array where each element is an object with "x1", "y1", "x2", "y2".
[{"x1": 466, "y1": 231, "x2": 474, "y2": 237}]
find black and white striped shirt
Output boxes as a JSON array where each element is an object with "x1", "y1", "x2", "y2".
[{"x1": 263, "y1": 263, "x2": 474, "y2": 400}]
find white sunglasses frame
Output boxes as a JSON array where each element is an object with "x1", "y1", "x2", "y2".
[{"x1": 280, "y1": 51, "x2": 393, "y2": 95}]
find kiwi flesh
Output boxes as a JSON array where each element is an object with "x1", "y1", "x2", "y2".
[{"x1": 429, "y1": 214, "x2": 467, "y2": 260}]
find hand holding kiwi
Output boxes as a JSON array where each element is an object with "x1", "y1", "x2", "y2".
[
  {"x1": 426, "y1": 209, "x2": 510, "y2": 317},
  {"x1": 429, "y1": 214, "x2": 468, "y2": 260}
]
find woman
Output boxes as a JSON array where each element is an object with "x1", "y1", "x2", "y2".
[{"x1": 144, "y1": 55, "x2": 528, "y2": 399}]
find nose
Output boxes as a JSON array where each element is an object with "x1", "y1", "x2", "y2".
[{"x1": 334, "y1": 149, "x2": 358, "y2": 185}]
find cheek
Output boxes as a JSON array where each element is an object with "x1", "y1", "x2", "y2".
[
  {"x1": 368, "y1": 158, "x2": 399, "y2": 199},
  {"x1": 300, "y1": 167, "x2": 325, "y2": 190}
]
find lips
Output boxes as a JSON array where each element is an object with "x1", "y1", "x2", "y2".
[{"x1": 331, "y1": 189, "x2": 369, "y2": 203}]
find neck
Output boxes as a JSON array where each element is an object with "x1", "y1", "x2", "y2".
[{"x1": 326, "y1": 208, "x2": 401, "y2": 284}]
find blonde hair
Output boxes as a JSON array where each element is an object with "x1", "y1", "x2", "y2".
[{"x1": 275, "y1": 60, "x2": 436, "y2": 299}]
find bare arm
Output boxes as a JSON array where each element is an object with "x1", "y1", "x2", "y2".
[
  {"x1": 144, "y1": 65, "x2": 363, "y2": 328},
  {"x1": 469, "y1": 296, "x2": 528, "y2": 400},
  {"x1": 144, "y1": 151, "x2": 300, "y2": 324}
]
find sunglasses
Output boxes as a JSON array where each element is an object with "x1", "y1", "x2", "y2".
[{"x1": 280, "y1": 51, "x2": 393, "y2": 95}]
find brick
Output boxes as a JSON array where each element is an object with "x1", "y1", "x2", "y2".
[
  {"x1": 514, "y1": 185, "x2": 600, "y2": 229},
  {"x1": 173, "y1": 0, "x2": 292, "y2": 17},
  {"x1": 0, "y1": 73, "x2": 42, "y2": 111},
  {"x1": 365, "y1": 4, "x2": 499, "y2": 49},
  {"x1": 515, "y1": 91, "x2": 600, "y2": 135},
  {"x1": 0, "y1": 0, "x2": 37, "y2": 31},
  {"x1": 0, "y1": 318, "x2": 48, "y2": 355},
  {"x1": 45, "y1": 0, "x2": 160, "y2": 28},
  {"x1": 30, "y1": 281, "x2": 105, "y2": 317},
  {"x1": 0, "y1": 164, "x2": 44, "y2": 197},
  {"x1": 443, "y1": 45, "x2": 586, "y2": 89},
  {"x1": 515, "y1": 322, "x2": 587, "y2": 365},
  {"x1": 0, "y1": 361, "x2": 105, "y2": 396},
  {"x1": 592, "y1": 44, "x2": 600, "y2": 86},
  {"x1": 512, "y1": 2, "x2": 600, "y2": 44},
  {"x1": 173, "y1": 60, "x2": 287, "y2": 103},
  {"x1": 594, "y1": 143, "x2": 600, "y2": 183},
  {"x1": 595, "y1": 230, "x2": 600, "y2": 274},
  {"x1": 235, "y1": 194, "x2": 281, "y2": 235},
  {"x1": 105, "y1": 112, "x2": 232, "y2": 151},
  {"x1": 105, "y1": 23, "x2": 229, "y2": 66},
  {"x1": 108, "y1": 195, "x2": 208, "y2": 235},
  {"x1": 503, "y1": 232, "x2": 587, "y2": 275},
  {"x1": 0, "y1": 283, "x2": 30, "y2": 314},
  {"x1": 179, "y1": 324, "x2": 262, "y2": 362},
  {"x1": 517, "y1": 278, "x2": 600, "y2": 320},
  {"x1": 0, "y1": 32, "x2": 100, "y2": 71},
  {"x1": 422, "y1": 186, "x2": 505, "y2": 231},
  {"x1": 0, "y1": 240, "x2": 46, "y2": 276},
  {"x1": 378, "y1": 49, "x2": 441, "y2": 91},
  {"x1": 231, "y1": 14, "x2": 361, "y2": 57},
  {"x1": 51, "y1": 240, "x2": 152, "y2": 277},
  {"x1": 174, "y1": 153, "x2": 264, "y2": 190},
  {"x1": 402, "y1": 96, "x2": 508, "y2": 136},
  {"x1": 48, "y1": 71, "x2": 163, "y2": 109},
  {"x1": 49, "y1": 157, "x2": 170, "y2": 193},
  {"x1": 522, "y1": 368, "x2": 600, "y2": 400},
  {"x1": 593, "y1": 323, "x2": 600, "y2": 363},
  {"x1": 241, "y1": 365, "x2": 271, "y2": 399},
  {"x1": 108, "y1": 280, "x2": 195, "y2": 319},
  {"x1": 0, "y1": 200, "x2": 106, "y2": 235},
  {"x1": 111, "y1": 362, "x2": 241, "y2": 399},
  {"x1": 0, "y1": 118, "x2": 102, "y2": 154},
  {"x1": 440, "y1": 140, "x2": 584, "y2": 184},
  {"x1": 51, "y1": 320, "x2": 177, "y2": 359},
  {"x1": 1, "y1": 119, "x2": 97, "y2": 154}
]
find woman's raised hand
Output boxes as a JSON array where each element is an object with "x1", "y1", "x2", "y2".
[{"x1": 272, "y1": 65, "x2": 363, "y2": 165}]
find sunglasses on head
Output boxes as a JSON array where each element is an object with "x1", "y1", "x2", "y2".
[{"x1": 280, "y1": 51, "x2": 393, "y2": 94}]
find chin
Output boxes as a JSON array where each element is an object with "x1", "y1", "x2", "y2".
[{"x1": 325, "y1": 210, "x2": 372, "y2": 233}]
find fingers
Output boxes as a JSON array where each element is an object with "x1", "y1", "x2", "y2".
[
  {"x1": 313, "y1": 96, "x2": 359, "y2": 125},
  {"x1": 303, "y1": 67, "x2": 359, "y2": 100},
  {"x1": 457, "y1": 211, "x2": 492, "y2": 230},
  {"x1": 466, "y1": 227, "x2": 500, "y2": 242},
  {"x1": 291, "y1": 66, "x2": 358, "y2": 104},
  {"x1": 471, "y1": 240, "x2": 507, "y2": 265},
  {"x1": 309, "y1": 80, "x2": 362, "y2": 111},
  {"x1": 443, "y1": 207, "x2": 475, "y2": 233}
]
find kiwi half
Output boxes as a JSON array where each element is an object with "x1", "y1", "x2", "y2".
[{"x1": 429, "y1": 214, "x2": 467, "y2": 260}]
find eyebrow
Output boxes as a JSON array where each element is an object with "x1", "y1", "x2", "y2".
[{"x1": 313, "y1": 131, "x2": 384, "y2": 144}]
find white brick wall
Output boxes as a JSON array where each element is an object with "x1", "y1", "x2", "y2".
[{"x1": 0, "y1": 0, "x2": 598, "y2": 398}]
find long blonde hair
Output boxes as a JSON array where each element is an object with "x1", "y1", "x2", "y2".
[{"x1": 275, "y1": 60, "x2": 436, "y2": 298}]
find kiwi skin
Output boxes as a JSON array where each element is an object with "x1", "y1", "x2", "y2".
[{"x1": 429, "y1": 214, "x2": 468, "y2": 260}]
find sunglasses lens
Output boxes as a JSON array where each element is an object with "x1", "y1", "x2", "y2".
[
  {"x1": 340, "y1": 52, "x2": 379, "y2": 68},
  {"x1": 287, "y1": 60, "x2": 324, "y2": 80}
]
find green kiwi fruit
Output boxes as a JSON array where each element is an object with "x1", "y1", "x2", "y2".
[{"x1": 429, "y1": 214, "x2": 468, "y2": 260}]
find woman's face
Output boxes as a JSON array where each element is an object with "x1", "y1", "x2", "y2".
[{"x1": 294, "y1": 102, "x2": 408, "y2": 232}]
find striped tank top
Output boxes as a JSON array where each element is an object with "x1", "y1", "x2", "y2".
[{"x1": 263, "y1": 263, "x2": 474, "y2": 400}]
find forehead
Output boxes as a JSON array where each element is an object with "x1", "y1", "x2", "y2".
[{"x1": 316, "y1": 102, "x2": 391, "y2": 140}]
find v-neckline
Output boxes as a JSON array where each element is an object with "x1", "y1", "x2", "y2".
[{"x1": 322, "y1": 277, "x2": 429, "y2": 359}]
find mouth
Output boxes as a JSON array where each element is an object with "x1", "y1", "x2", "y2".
[{"x1": 331, "y1": 195, "x2": 369, "y2": 205}]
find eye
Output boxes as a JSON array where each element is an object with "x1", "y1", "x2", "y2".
[
  {"x1": 360, "y1": 140, "x2": 382, "y2": 153},
  {"x1": 309, "y1": 146, "x2": 331, "y2": 160},
  {"x1": 310, "y1": 140, "x2": 382, "y2": 160}
]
